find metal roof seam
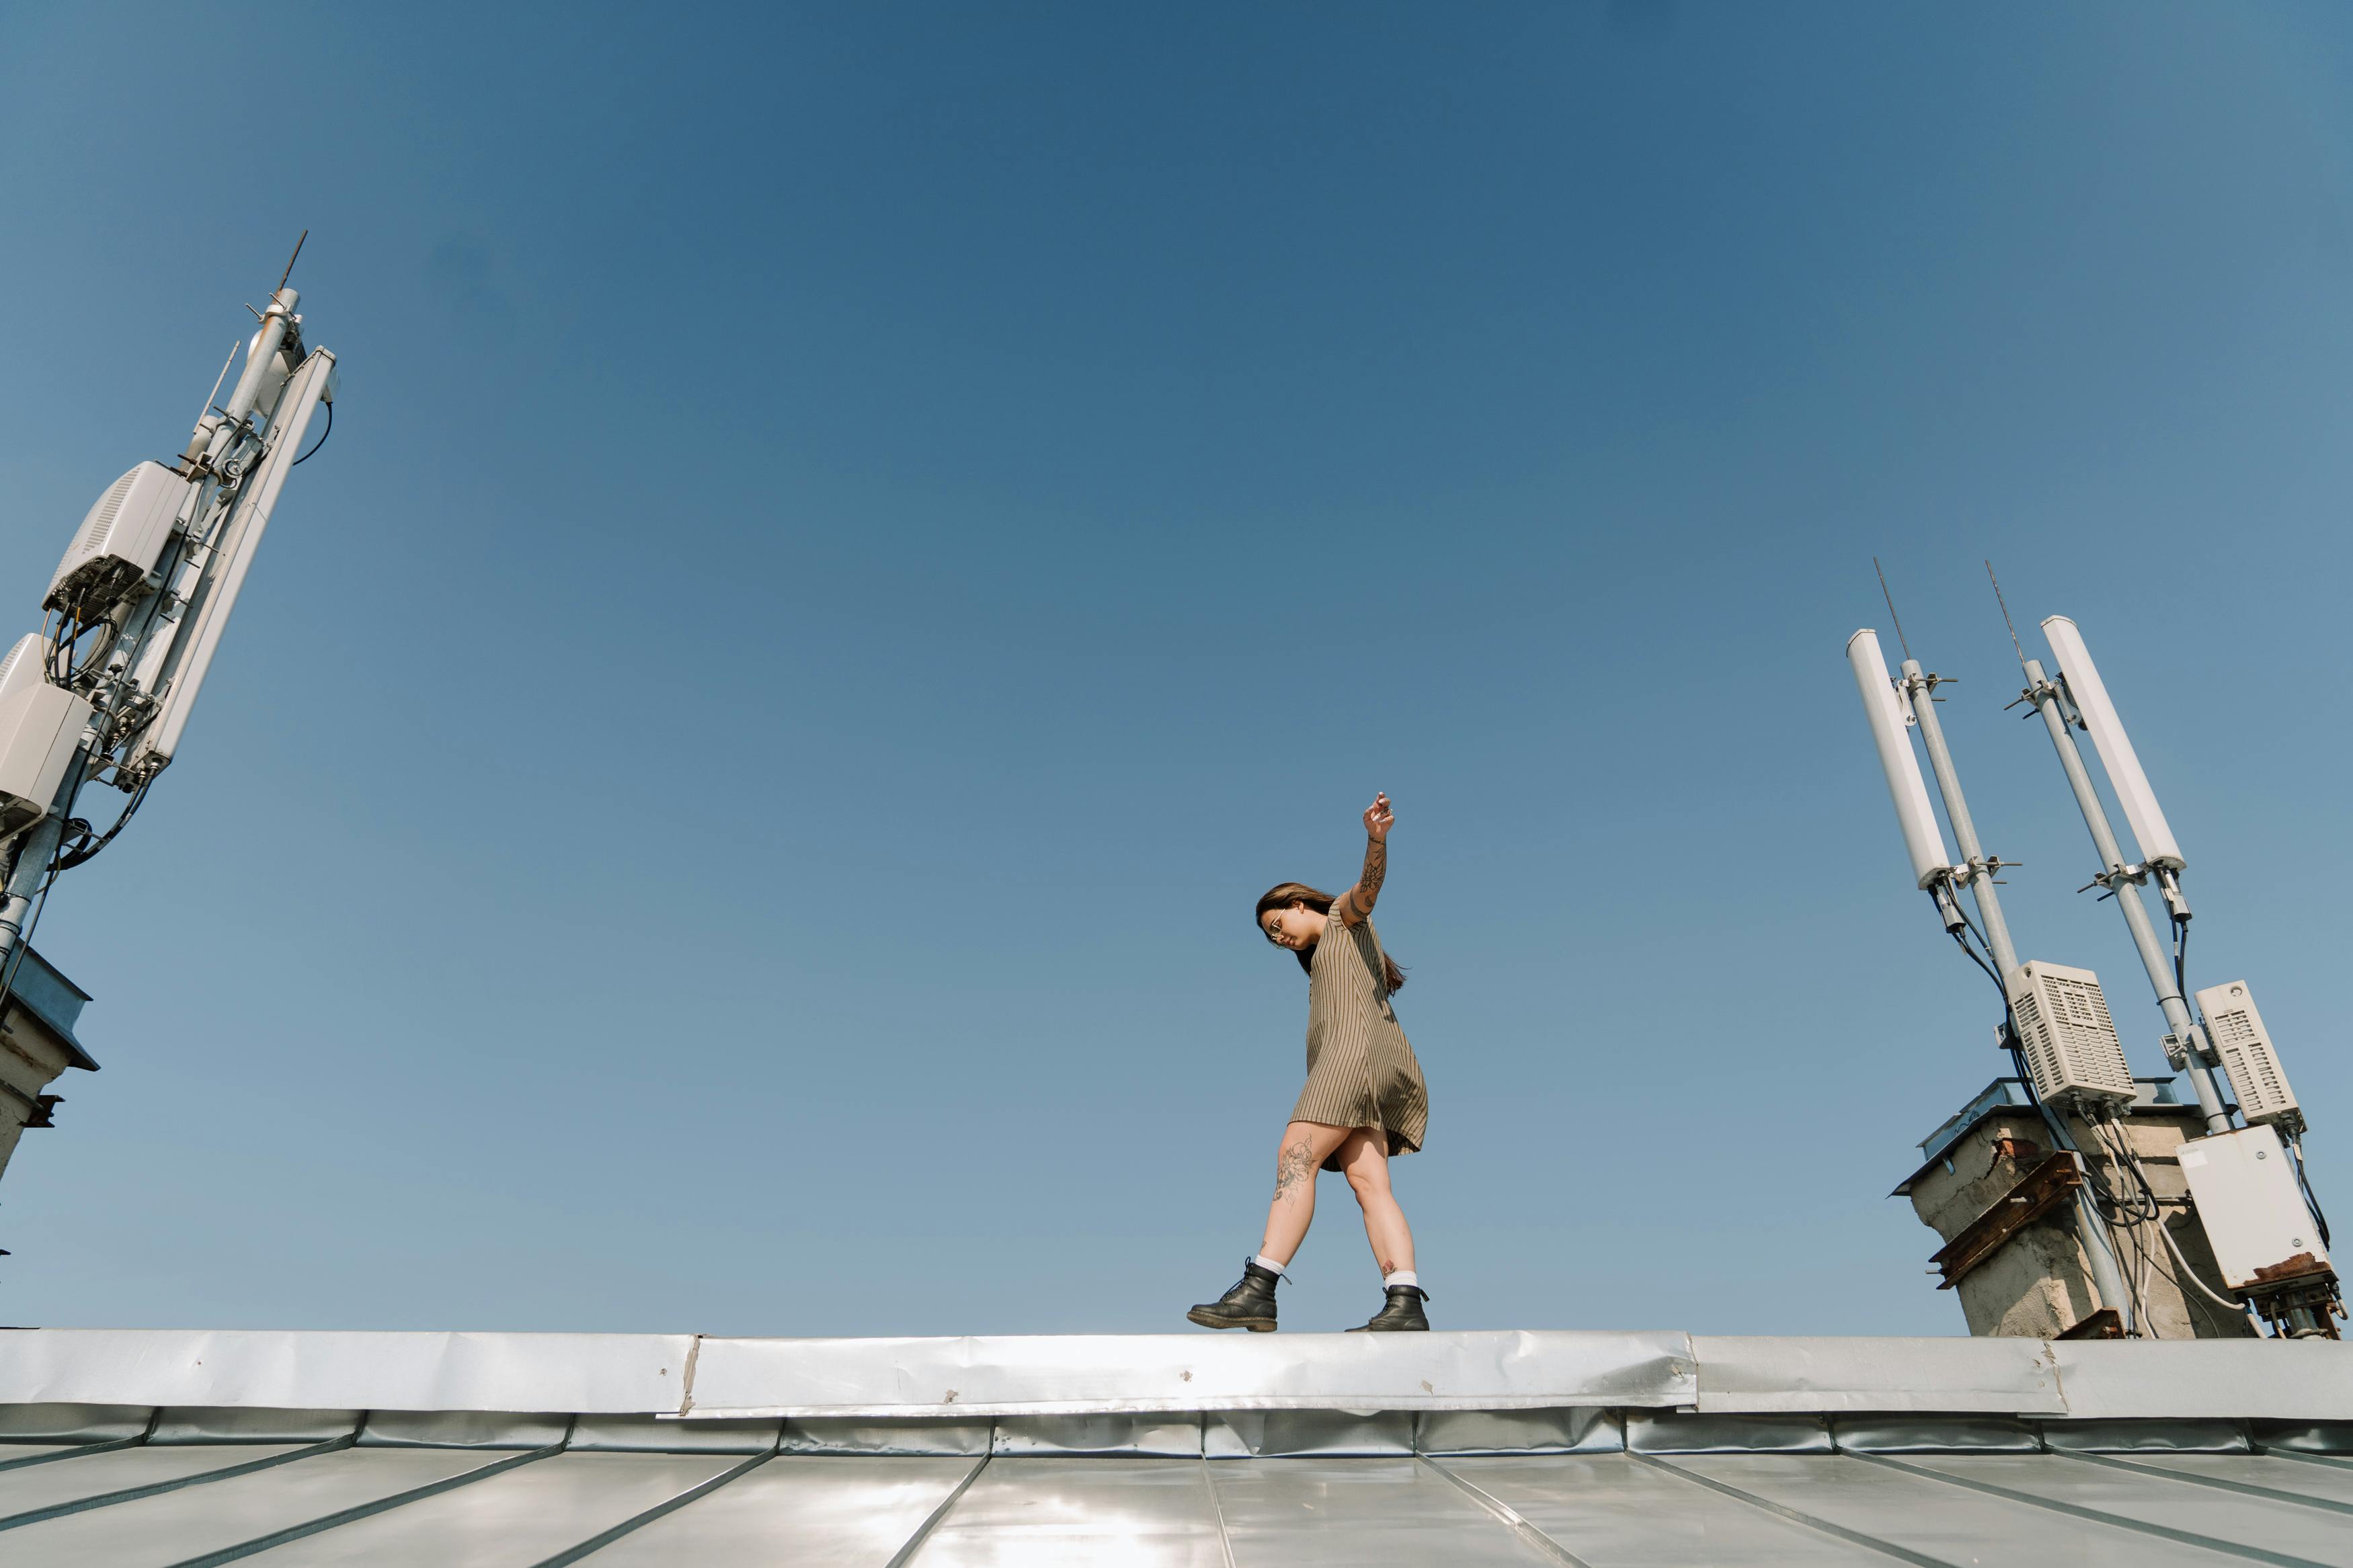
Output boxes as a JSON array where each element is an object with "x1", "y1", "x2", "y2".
[
  {"x1": 2253, "y1": 1446, "x2": 2353, "y2": 1472},
  {"x1": 152, "y1": 1442, "x2": 564, "y2": 1568},
  {"x1": 0, "y1": 1434, "x2": 351, "y2": 1534},
  {"x1": 2050, "y1": 1448, "x2": 2353, "y2": 1517},
  {"x1": 674, "y1": 1334, "x2": 702, "y2": 1417},
  {"x1": 0, "y1": 1434, "x2": 142, "y2": 1472},
  {"x1": 1626, "y1": 1452, "x2": 1962, "y2": 1568},
  {"x1": 1414, "y1": 1454, "x2": 1599, "y2": 1568},
  {"x1": 1195, "y1": 1453, "x2": 1238, "y2": 1568},
  {"x1": 522, "y1": 1449, "x2": 779, "y2": 1568},
  {"x1": 1849, "y1": 1452, "x2": 2331, "y2": 1568},
  {"x1": 879, "y1": 1452, "x2": 991, "y2": 1568}
]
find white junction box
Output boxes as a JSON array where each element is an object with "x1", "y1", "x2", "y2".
[
  {"x1": 0, "y1": 682, "x2": 93, "y2": 839},
  {"x1": 2196, "y1": 980, "x2": 2302, "y2": 1132},
  {"x1": 2178, "y1": 1124, "x2": 2331, "y2": 1292},
  {"x1": 2004, "y1": 960, "x2": 2137, "y2": 1109},
  {"x1": 44, "y1": 460, "x2": 190, "y2": 616}
]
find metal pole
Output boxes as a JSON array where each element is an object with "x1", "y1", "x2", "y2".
[
  {"x1": 1905, "y1": 659, "x2": 2135, "y2": 1329},
  {"x1": 0, "y1": 813, "x2": 65, "y2": 970},
  {"x1": 221, "y1": 288, "x2": 298, "y2": 425},
  {"x1": 2022, "y1": 659, "x2": 2231, "y2": 1134},
  {"x1": 1901, "y1": 660, "x2": 2016, "y2": 972},
  {"x1": 0, "y1": 725, "x2": 94, "y2": 974}
]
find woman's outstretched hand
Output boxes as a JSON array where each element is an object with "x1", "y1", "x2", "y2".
[{"x1": 1363, "y1": 792, "x2": 1394, "y2": 841}]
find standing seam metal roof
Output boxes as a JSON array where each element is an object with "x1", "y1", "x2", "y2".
[{"x1": 1, "y1": 1327, "x2": 2347, "y2": 1564}]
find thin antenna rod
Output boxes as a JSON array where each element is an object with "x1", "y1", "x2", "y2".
[
  {"x1": 197, "y1": 341, "x2": 238, "y2": 425},
  {"x1": 277, "y1": 230, "x2": 308, "y2": 294},
  {"x1": 1873, "y1": 558, "x2": 1912, "y2": 661},
  {"x1": 1986, "y1": 559, "x2": 2027, "y2": 673}
]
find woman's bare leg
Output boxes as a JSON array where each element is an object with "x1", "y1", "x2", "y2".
[
  {"x1": 1256, "y1": 1121, "x2": 1353, "y2": 1265},
  {"x1": 1336, "y1": 1130, "x2": 1416, "y2": 1276}
]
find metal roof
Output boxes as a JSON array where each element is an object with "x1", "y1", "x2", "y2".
[
  {"x1": 2, "y1": 1328, "x2": 2348, "y2": 1564},
  {"x1": 3, "y1": 948, "x2": 96, "y2": 1072}
]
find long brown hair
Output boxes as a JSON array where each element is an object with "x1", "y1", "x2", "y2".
[{"x1": 1254, "y1": 882, "x2": 1407, "y2": 991}]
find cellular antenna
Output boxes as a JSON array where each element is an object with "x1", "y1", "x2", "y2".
[
  {"x1": 0, "y1": 277, "x2": 339, "y2": 993},
  {"x1": 1986, "y1": 559, "x2": 2027, "y2": 673},
  {"x1": 277, "y1": 230, "x2": 309, "y2": 294},
  {"x1": 1873, "y1": 558, "x2": 1911, "y2": 661},
  {"x1": 1843, "y1": 618, "x2": 2139, "y2": 1329}
]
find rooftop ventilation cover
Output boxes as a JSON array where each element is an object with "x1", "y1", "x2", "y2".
[
  {"x1": 2195, "y1": 980, "x2": 2301, "y2": 1133},
  {"x1": 2005, "y1": 960, "x2": 2136, "y2": 1110},
  {"x1": 44, "y1": 462, "x2": 190, "y2": 618}
]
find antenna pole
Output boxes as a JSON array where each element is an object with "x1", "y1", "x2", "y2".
[
  {"x1": 1901, "y1": 658, "x2": 2016, "y2": 972},
  {"x1": 2019, "y1": 657, "x2": 2230, "y2": 1133},
  {"x1": 1874, "y1": 558, "x2": 1912, "y2": 661},
  {"x1": 0, "y1": 264, "x2": 339, "y2": 985},
  {"x1": 1987, "y1": 561, "x2": 2028, "y2": 673},
  {"x1": 278, "y1": 229, "x2": 308, "y2": 294},
  {"x1": 1882, "y1": 628, "x2": 2132, "y2": 1330}
]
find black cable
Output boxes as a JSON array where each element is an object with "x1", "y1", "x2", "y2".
[
  {"x1": 289, "y1": 401, "x2": 332, "y2": 466},
  {"x1": 1946, "y1": 909, "x2": 2122, "y2": 1204},
  {"x1": 1941, "y1": 893, "x2": 2153, "y2": 1331},
  {"x1": 50, "y1": 614, "x2": 82, "y2": 683},
  {"x1": 1944, "y1": 906, "x2": 2045, "y2": 1111},
  {"x1": 2093, "y1": 1114, "x2": 2163, "y2": 1223},
  {"x1": 2171, "y1": 913, "x2": 2190, "y2": 1007},
  {"x1": 50, "y1": 610, "x2": 112, "y2": 686},
  {"x1": 2288, "y1": 1137, "x2": 2332, "y2": 1249},
  {"x1": 53, "y1": 776, "x2": 152, "y2": 872}
]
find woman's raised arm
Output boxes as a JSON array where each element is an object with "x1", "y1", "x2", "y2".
[{"x1": 1333, "y1": 792, "x2": 1393, "y2": 926}]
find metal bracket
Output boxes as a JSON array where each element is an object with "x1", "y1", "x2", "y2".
[
  {"x1": 2077, "y1": 863, "x2": 2147, "y2": 897},
  {"x1": 2155, "y1": 868, "x2": 2192, "y2": 923},
  {"x1": 2011, "y1": 673, "x2": 2065, "y2": 715},
  {"x1": 1955, "y1": 854, "x2": 2020, "y2": 889},
  {"x1": 1929, "y1": 1152, "x2": 2085, "y2": 1289}
]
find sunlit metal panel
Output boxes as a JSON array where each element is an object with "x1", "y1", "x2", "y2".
[{"x1": 0, "y1": 1446, "x2": 495, "y2": 1568}]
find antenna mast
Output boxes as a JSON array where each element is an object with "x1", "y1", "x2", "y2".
[
  {"x1": 0, "y1": 248, "x2": 339, "y2": 988},
  {"x1": 2011, "y1": 616, "x2": 2229, "y2": 1134},
  {"x1": 1846, "y1": 585, "x2": 2135, "y2": 1329}
]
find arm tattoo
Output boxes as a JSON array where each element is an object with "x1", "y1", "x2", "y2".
[
  {"x1": 1340, "y1": 837, "x2": 1387, "y2": 922},
  {"x1": 1273, "y1": 1137, "x2": 1316, "y2": 1203}
]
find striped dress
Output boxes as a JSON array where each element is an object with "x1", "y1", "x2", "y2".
[{"x1": 1290, "y1": 915, "x2": 1429, "y2": 1169}]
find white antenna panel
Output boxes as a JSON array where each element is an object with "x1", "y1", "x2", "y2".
[
  {"x1": 1846, "y1": 628, "x2": 1951, "y2": 889},
  {"x1": 2040, "y1": 616, "x2": 2184, "y2": 870},
  {"x1": 2195, "y1": 980, "x2": 2302, "y2": 1132},
  {"x1": 44, "y1": 461, "x2": 190, "y2": 618},
  {"x1": 2005, "y1": 960, "x2": 2137, "y2": 1109},
  {"x1": 0, "y1": 682, "x2": 91, "y2": 840},
  {"x1": 0, "y1": 634, "x2": 52, "y2": 708}
]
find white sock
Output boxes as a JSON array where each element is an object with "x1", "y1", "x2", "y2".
[
  {"x1": 1253, "y1": 1253, "x2": 1289, "y2": 1275},
  {"x1": 1383, "y1": 1269, "x2": 1419, "y2": 1290}
]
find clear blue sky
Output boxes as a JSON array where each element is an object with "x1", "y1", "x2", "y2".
[{"x1": 2, "y1": 2, "x2": 2348, "y2": 1338}]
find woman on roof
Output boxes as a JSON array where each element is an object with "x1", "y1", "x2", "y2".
[{"x1": 1188, "y1": 792, "x2": 1431, "y2": 1333}]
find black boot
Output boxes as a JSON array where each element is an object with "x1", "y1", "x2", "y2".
[
  {"x1": 1187, "y1": 1259, "x2": 1281, "y2": 1331},
  {"x1": 1347, "y1": 1284, "x2": 1430, "y2": 1331}
]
